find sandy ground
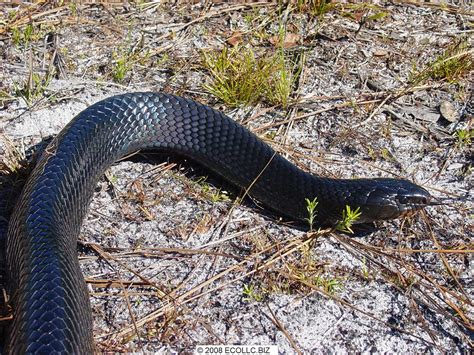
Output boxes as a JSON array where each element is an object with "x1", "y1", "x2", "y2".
[{"x1": 0, "y1": 1, "x2": 472, "y2": 354}]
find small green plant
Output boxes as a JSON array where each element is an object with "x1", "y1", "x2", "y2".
[
  {"x1": 410, "y1": 38, "x2": 473, "y2": 84},
  {"x1": 14, "y1": 71, "x2": 51, "y2": 106},
  {"x1": 361, "y1": 257, "x2": 370, "y2": 279},
  {"x1": 10, "y1": 23, "x2": 45, "y2": 48},
  {"x1": 336, "y1": 205, "x2": 361, "y2": 234},
  {"x1": 195, "y1": 177, "x2": 229, "y2": 203},
  {"x1": 111, "y1": 33, "x2": 151, "y2": 83},
  {"x1": 380, "y1": 148, "x2": 395, "y2": 162},
  {"x1": 68, "y1": 3, "x2": 78, "y2": 16},
  {"x1": 112, "y1": 49, "x2": 132, "y2": 83},
  {"x1": 202, "y1": 184, "x2": 229, "y2": 203},
  {"x1": 23, "y1": 23, "x2": 34, "y2": 43},
  {"x1": 202, "y1": 46, "x2": 298, "y2": 108},
  {"x1": 305, "y1": 197, "x2": 319, "y2": 231},
  {"x1": 11, "y1": 27, "x2": 22, "y2": 47},
  {"x1": 242, "y1": 284, "x2": 264, "y2": 302},
  {"x1": 295, "y1": 0, "x2": 336, "y2": 17},
  {"x1": 202, "y1": 46, "x2": 269, "y2": 107},
  {"x1": 264, "y1": 49, "x2": 302, "y2": 108},
  {"x1": 454, "y1": 129, "x2": 472, "y2": 147},
  {"x1": 243, "y1": 7, "x2": 262, "y2": 27},
  {"x1": 0, "y1": 90, "x2": 14, "y2": 102},
  {"x1": 313, "y1": 276, "x2": 342, "y2": 294},
  {"x1": 156, "y1": 53, "x2": 170, "y2": 67}
]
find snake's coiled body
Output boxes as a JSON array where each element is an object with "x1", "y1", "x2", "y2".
[{"x1": 6, "y1": 92, "x2": 429, "y2": 352}]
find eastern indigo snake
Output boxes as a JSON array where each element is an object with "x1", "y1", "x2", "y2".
[{"x1": 5, "y1": 92, "x2": 430, "y2": 352}]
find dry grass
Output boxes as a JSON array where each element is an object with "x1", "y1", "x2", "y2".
[{"x1": 410, "y1": 38, "x2": 474, "y2": 84}]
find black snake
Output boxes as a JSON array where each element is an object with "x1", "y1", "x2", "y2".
[{"x1": 5, "y1": 92, "x2": 430, "y2": 352}]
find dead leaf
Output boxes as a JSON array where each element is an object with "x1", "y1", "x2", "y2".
[
  {"x1": 269, "y1": 33, "x2": 300, "y2": 48},
  {"x1": 226, "y1": 31, "x2": 243, "y2": 46}
]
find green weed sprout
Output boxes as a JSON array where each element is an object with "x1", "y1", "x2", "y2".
[
  {"x1": 454, "y1": 129, "x2": 472, "y2": 148},
  {"x1": 242, "y1": 284, "x2": 263, "y2": 302},
  {"x1": 336, "y1": 205, "x2": 362, "y2": 234},
  {"x1": 305, "y1": 197, "x2": 319, "y2": 231}
]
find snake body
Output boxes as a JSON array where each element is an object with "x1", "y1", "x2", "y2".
[{"x1": 5, "y1": 92, "x2": 430, "y2": 352}]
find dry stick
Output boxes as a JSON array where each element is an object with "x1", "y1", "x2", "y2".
[
  {"x1": 117, "y1": 277, "x2": 144, "y2": 350},
  {"x1": 241, "y1": 105, "x2": 279, "y2": 126},
  {"x1": 96, "y1": 244, "x2": 225, "y2": 345},
  {"x1": 297, "y1": 83, "x2": 445, "y2": 105},
  {"x1": 417, "y1": 289, "x2": 474, "y2": 335},
  {"x1": 1, "y1": 16, "x2": 102, "y2": 36},
  {"x1": 195, "y1": 150, "x2": 278, "y2": 253},
  {"x1": 375, "y1": 247, "x2": 473, "y2": 255},
  {"x1": 88, "y1": 245, "x2": 241, "y2": 260},
  {"x1": 388, "y1": 232, "x2": 445, "y2": 348},
  {"x1": 90, "y1": 291, "x2": 166, "y2": 297},
  {"x1": 0, "y1": 5, "x2": 69, "y2": 34},
  {"x1": 409, "y1": 296, "x2": 441, "y2": 349},
  {"x1": 199, "y1": 226, "x2": 264, "y2": 249},
  {"x1": 409, "y1": 265, "x2": 474, "y2": 332},
  {"x1": 352, "y1": 93, "x2": 393, "y2": 129},
  {"x1": 423, "y1": 214, "x2": 470, "y2": 301},
  {"x1": 411, "y1": 49, "x2": 474, "y2": 85},
  {"x1": 0, "y1": 288, "x2": 13, "y2": 321},
  {"x1": 265, "y1": 304, "x2": 303, "y2": 355},
  {"x1": 281, "y1": 107, "x2": 297, "y2": 158},
  {"x1": 157, "y1": 150, "x2": 281, "y2": 322},
  {"x1": 171, "y1": 2, "x2": 273, "y2": 32},
  {"x1": 86, "y1": 279, "x2": 150, "y2": 288},
  {"x1": 92, "y1": 145, "x2": 293, "y2": 342},
  {"x1": 429, "y1": 141, "x2": 458, "y2": 182},
  {"x1": 338, "y1": 226, "x2": 472, "y2": 329},
  {"x1": 258, "y1": 115, "x2": 469, "y2": 336},
  {"x1": 165, "y1": 250, "x2": 216, "y2": 300}
]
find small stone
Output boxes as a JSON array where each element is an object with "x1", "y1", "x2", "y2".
[
  {"x1": 447, "y1": 163, "x2": 464, "y2": 171},
  {"x1": 439, "y1": 101, "x2": 459, "y2": 123},
  {"x1": 373, "y1": 49, "x2": 388, "y2": 57}
]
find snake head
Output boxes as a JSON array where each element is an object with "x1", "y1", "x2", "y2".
[{"x1": 359, "y1": 178, "x2": 431, "y2": 223}]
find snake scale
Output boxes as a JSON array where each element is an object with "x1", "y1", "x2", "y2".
[{"x1": 5, "y1": 92, "x2": 430, "y2": 352}]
